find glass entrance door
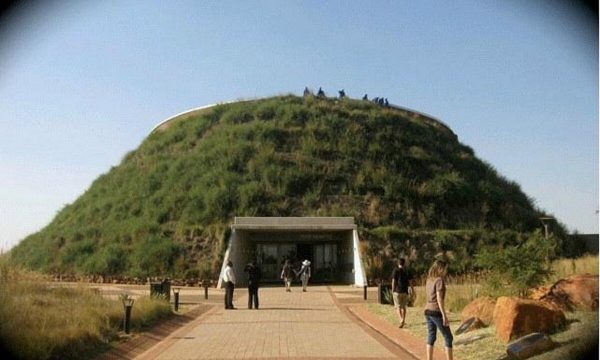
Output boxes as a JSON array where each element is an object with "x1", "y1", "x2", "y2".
[
  {"x1": 313, "y1": 243, "x2": 337, "y2": 282},
  {"x1": 257, "y1": 244, "x2": 278, "y2": 281},
  {"x1": 256, "y1": 243, "x2": 297, "y2": 282},
  {"x1": 255, "y1": 242, "x2": 339, "y2": 283}
]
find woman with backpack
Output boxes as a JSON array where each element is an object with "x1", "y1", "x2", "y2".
[{"x1": 280, "y1": 259, "x2": 293, "y2": 292}]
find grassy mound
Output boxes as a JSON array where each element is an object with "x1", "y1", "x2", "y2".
[{"x1": 9, "y1": 95, "x2": 566, "y2": 278}]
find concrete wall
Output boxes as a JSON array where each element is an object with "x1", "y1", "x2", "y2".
[{"x1": 217, "y1": 229, "x2": 254, "y2": 288}]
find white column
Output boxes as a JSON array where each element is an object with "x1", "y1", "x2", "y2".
[
  {"x1": 352, "y1": 229, "x2": 367, "y2": 286},
  {"x1": 217, "y1": 228, "x2": 236, "y2": 288}
]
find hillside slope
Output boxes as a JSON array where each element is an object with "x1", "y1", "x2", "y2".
[{"x1": 10, "y1": 95, "x2": 562, "y2": 278}]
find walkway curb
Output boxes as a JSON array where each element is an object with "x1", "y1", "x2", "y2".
[
  {"x1": 134, "y1": 305, "x2": 219, "y2": 360},
  {"x1": 347, "y1": 305, "x2": 448, "y2": 360},
  {"x1": 97, "y1": 304, "x2": 214, "y2": 360}
]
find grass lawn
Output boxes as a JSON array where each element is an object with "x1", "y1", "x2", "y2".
[{"x1": 366, "y1": 303, "x2": 598, "y2": 360}]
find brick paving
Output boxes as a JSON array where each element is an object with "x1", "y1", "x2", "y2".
[{"x1": 135, "y1": 285, "x2": 414, "y2": 359}]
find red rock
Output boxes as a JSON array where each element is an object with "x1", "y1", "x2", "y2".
[
  {"x1": 529, "y1": 286, "x2": 550, "y2": 300},
  {"x1": 543, "y1": 274, "x2": 598, "y2": 311},
  {"x1": 460, "y1": 296, "x2": 496, "y2": 326},
  {"x1": 493, "y1": 296, "x2": 566, "y2": 342}
]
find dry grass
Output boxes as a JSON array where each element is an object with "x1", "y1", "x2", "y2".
[
  {"x1": 549, "y1": 255, "x2": 599, "y2": 283},
  {"x1": 0, "y1": 261, "x2": 172, "y2": 359},
  {"x1": 367, "y1": 303, "x2": 598, "y2": 360},
  {"x1": 367, "y1": 303, "x2": 506, "y2": 360},
  {"x1": 411, "y1": 283, "x2": 482, "y2": 313}
]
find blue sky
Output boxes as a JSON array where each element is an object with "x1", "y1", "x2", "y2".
[{"x1": 0, "y1": 0, "x2": 597, "y2": 250}]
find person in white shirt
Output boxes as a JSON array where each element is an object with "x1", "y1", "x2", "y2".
[
  {"x1": 297, "y1": 260, "x2": 311, "y2": 292},
  {"x1": 222, "y1": 260, "x2": 236, "y2": 309}
]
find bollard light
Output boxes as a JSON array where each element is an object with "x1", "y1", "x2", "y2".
[
  {"x1": 363, "y1": 284, "x2": 368, "y2": 301},
  {"x1": 173, "y1": 287, "x2": 181, "y2": 312},
  {"x1": 202, "y1": 279, "x2": 210, "y2": 300},
  {"x1": 121, "y1": 296, "x2": 135, "y2": 334}
]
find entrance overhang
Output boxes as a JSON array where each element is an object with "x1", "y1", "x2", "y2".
[{"x1": 231, "y1": 217, "x2": 357, "y2": 231}]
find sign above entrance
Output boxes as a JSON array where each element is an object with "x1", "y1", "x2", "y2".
[{"x1": 232, "y1": 217, "x2": 357, "y2": 231}]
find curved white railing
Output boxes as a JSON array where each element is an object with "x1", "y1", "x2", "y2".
[
  {"x1": 149, "y1": 95, "x2": 452, "y2": 135},
  {"x1": 150, "y1": 97, "x2": 264, "y2": 134}
]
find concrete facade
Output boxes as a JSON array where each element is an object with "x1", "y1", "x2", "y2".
[{"x1": 217, "y1": 217, "x2": 367, "y2": 288}]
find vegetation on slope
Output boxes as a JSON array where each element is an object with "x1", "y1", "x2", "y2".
[{"x1": 9, "y1": 95, "x2": 567, "y2": 278}]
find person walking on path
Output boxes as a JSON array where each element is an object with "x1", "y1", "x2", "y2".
[
  {"x1": 222, "y1": 260, "x2": 236, "y2": 310},
  {"x1": 424, "y1": 259, "x2": 453, "y2": 360},
  {"x1": 244, "y1": 261, "x2": 261, "y2": 309},
  {"x1": 391, "y1": 258, "x2": 414, "y2": 328},
  {"x1": 281, "y1": 259, "x2": 294, "y2": 292},
  {"x1": 297, "y1": 259, "x2": 311, "y2": 292}
]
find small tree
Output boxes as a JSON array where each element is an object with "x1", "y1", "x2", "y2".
[{"x1": 475, "y1": 230, "x2": 554, "y2": 297}]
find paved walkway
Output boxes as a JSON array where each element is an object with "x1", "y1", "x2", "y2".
[{"x1": 135, "y1": 285, "x2": 415, "y2": 359}]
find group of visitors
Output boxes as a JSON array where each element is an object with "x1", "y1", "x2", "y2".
[
  {"x1": 392, "y1": 257, "x2": 453, "y2": 360},
  {"x1": 223, "y1": 255, "x2": 451, "y2": 360},
  {"x1": 281, "y1": 259, "x2": 312, "y2": 292},
  {"x1": 221, "y1": 258, "x2": 312, "y2": 310},
  {"x1": 222, "y1": 260, "x2": 263, "y2": 310},
  {"x1": 303, "y1": 86, "x2": 326, "y2": 98},
  {"x1": 303, "y1": 87, "x2": 390, "y2": 105},
  {"x1": 366, "y1": 95, "x2": 389, "y2": 106}
]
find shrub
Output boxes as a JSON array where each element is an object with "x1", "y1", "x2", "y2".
[{"x1": 475, "y1": 230, "x2": 555, "y2": 297}]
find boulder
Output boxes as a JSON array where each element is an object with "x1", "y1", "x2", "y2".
[
  {"x1": 529, "y1": 285, "x2": 550, "y2": 301},
  {"x1": 460, "y1": 296, "x2": 496, "y2": 326},
  {"x1": 454, "y1": 334, "x2": 487, "y2": 346},
  {"x1": 455, "y1": 317, "x2": 485, "y2": 335},
  {"x1": 506, "y1": 332, "x2": 555, "y2": 359},
  {"x1": 543, "y1": 274, "x2": 599, "y2": 311},
  {"x1": 493, "y1": 296, "x2": 566, "y2": 342}
]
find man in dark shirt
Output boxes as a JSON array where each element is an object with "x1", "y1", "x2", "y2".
[
  {"x1": 391, "y1": 258, "x2": 414, "y2": 328},
  {"x1": 244, "y1": 261, "x2": 261, "y2": 309}
]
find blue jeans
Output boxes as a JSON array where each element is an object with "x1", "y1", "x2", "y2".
[{"x1": 425, "y1": 314, "x2": 453, "y2": 348}]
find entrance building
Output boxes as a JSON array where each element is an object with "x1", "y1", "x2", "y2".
[{"x1": 218, "y1": 217, "x2": 367, "y2": 287}]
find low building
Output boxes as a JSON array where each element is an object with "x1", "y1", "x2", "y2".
[{"x1": 217, "y1": 217, "x2": 367, "y2": 287}]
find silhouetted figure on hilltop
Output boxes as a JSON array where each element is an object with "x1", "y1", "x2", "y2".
[
  {"x1": 317, "y1": 87, "x2": 325, "y2": 98},
  {"x1": 384, "y1": 98, "x2": 389, "y2": 107},
  {"x1": 362, "y1": 94, "x2": 368, "y2": 101},
  {"x1": 378, "y1": 98, "x2": 384, "y2": 106},
  {"x1": 338, "y1": 89, "x2": 346, "y2": 99},
  {"x1": 372, "y1": 97, "x2": 379, "y2": 104},
  {"x1": 303, "y1": 87, "x2": 312, "y2": 97}
]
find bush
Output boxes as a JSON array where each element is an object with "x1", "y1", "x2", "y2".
[{"x1": 475, "y1": 230, "x2": 555, "y2": 297}]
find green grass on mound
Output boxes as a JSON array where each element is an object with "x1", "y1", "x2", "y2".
[{"x1": 10, "y1": 95, "x2": 567, "y2": 280}]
